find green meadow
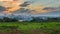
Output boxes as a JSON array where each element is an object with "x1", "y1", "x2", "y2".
[{"x1": 0, "y1": 22, "x2": 60, "y2": 34}]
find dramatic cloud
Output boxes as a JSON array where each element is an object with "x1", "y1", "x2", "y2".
[
  {"x1": 43, "y1": 7, "x2": 60, "y2": 11},
  {"x1": 12, "y1": 1, "x2": 32, "y2": 14},
  {"x1": 43, "y1": 7, "x2": 55, "y2": 10},
  {"x1": 20, "y1": 1, "x2": 31, "y2": 7},
  {"x1": 0, "y1": 0, "x2": 32, "y2": 14},
  {"x1": 1, "y1": 0, "x2": 22, "y2": 14},
  {"x1": 13, "y1": 8, "x2": 31, "y2": 14},
  {"x1": 26, "y1": 5, "x2": 50, "y2": 14},
  {"x1": 0, "y1": 6, "x2": 6, "y2": 12},
  {"x1": 0, "y1": 0, "x2": 60, "y2": 15}
]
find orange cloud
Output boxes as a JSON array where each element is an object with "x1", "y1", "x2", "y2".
[
  {"x1": 0, "y1": 0, "x2": 13, "y2": 1},
  {"x1": 1, "y1": 0, "x2": 55, "y2": 14},
  {"x1": 27, "y1": 5, "x2": 51, "y2": 14},
  {"x1": 2, "y1": 0, "x2": 24, "y2": 14},
  {"x1": 4, "y1": 6, "x2": 20, "y2": 14}
]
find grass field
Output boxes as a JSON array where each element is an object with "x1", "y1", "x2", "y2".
[{"x1": 0, "y1": 22, "x2": 60, "y2": 34}]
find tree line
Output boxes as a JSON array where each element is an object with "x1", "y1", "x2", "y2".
[
  {"x1": 0, "y1": 17, "x2": 60, "y2": 22},
  {"x1": 0, "y1": 17, "x2": 18, "y2": 22},
  {"x1": 31, "y1": 17, "x2": 60, "y2": 22}
]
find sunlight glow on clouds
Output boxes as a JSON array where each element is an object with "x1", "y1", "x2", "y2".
[
  {"x1": 0, "y1": 0, "x2": 13, "y2": 1},
  {"x1": 0, "y1": 0, "x2": 24, "y2": 14},
  {"x1": 0, "y1": 0, "x2": 60, "y2": 14}
]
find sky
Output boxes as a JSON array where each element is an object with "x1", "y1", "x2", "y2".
[
  {"x1": 0, "y1": 0, "x2": 60, "y2": 16},
  {"x1": 24, "y1": 0, "x2": 60, "y2": 7}
]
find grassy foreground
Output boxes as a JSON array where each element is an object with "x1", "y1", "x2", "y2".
[{"x1": 0, "y1": 22, "x2": 60, "y2": 34}]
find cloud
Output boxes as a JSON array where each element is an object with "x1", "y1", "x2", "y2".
[
  {"x1": 43, "y1": 7, "x2": 60, "y2": 11},
  {"x1": 43, "y1": 7, "x2": 55, "y2": 10},
  {"x1": 13, "y1": 5, "x2": 50, "y2": 14},
  {"x1": 0, "y1": 1, "x2": 31, "y2": 14},
  {"x1": 1, "y1": 1, "x2": 22, "y2": 14},
  {"x1": 20, "y1": 1, "x2": 31, "y2": 7},
  {"x1": 0, "y1": 0, "x2": 60, "y2": 15},
  {"x1": 0, "y1": 6, "x2": 6, "y2": 12},
  {"x1": 26, "y1": 6, "x2": 60, "y2": 14},
  {"x1": 13, "y1": 8, "x2": 31, "y2": 14},
  {"x1": 11, "y1": 1, "x2": 31, "y2": 14}
]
